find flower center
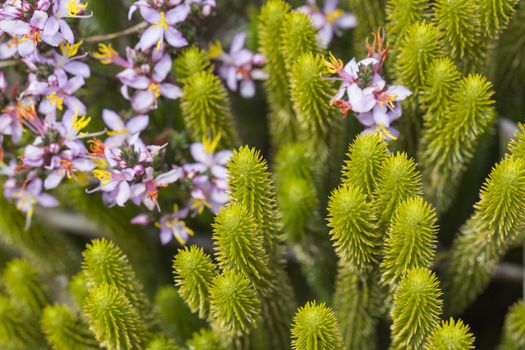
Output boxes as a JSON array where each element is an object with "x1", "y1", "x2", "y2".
[
  {"x1": 377, "y1": 123, "x2": 397, "y2": 141},
  {"x1": 67, "y1": 0, "x2": 88, "y2": 16},
  {"x1": 376, "y1": 91, "x2": 397, "y2": 108},
  {"x1": 60, "y1": 159, "x2": 75, "y2": 179},
  {"x1": 93, "y1": 43, "x2": 118, "y2": 64},
  {"x1": 46, "y1": 92, "x2": 64, "y2": 111},
  {"x1": 60, "y1": 40, "x2": 83, "y2": 57},
  {"x1": 323, "y1": 52, "x2": 344, "y2": 74},
  {"x1": 326, "y1": 9, "x2": 343, "y2": 23},
  {"x1": 72, "y1": 113, "x2": 91, "y2": 133},
  {"x1": 93, "y1": 169, "x2": 111, "y2": 186},
  {"x1": 156, "y1": 12, "x2": 169, "y2": 30},
  {"x1": 148, "y1": 82, "x2": 161, "y2": 98}
]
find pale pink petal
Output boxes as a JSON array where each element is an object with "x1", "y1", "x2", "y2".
[
  {"x1": 355, "y1": 111, "x2": 375, "y2": 127},
  {"x1": 336, "y1": 13, "x2": 357, "y2": 29},
  {"x1": 190, "y1": 143, "x2": 210, "y2": 164},
  {"x1": 126, "y1": 115, "x2": 149, "y2": 134},
  {"x1": 102, "y1": 109, "x2": 125, "y2": 131},
  {"x1": 137, "y1": 25, "x2": 163, "y2": 51},
  {"x1": 139, "y1": 6, "x2": 161, "y2": 24},
  {"x1": 160, "y1": 83, "x2": 182, "y2": 99},
  {"x1": 30, "y1": 10, "x2": 48, "y2": 29},
  {"x1": 165, "y1": 5, "x2": 189, "y2": 25},
  {"x1": 116, "y1": 181, "x2": 131, "y2": 206},
  {"x1": 58, "y1": 19, "x2": 74, "y2": 43},
  {"x1": 43, "y1": 16, "x2": 59, "y2": 36},
  {"x1": 152, "y1": 54, "x2": 171, "y2": 82},
  {"x1": 44, "y1": 170, "x2": 65, "y2": 189},
  {"x1": 387, "y1": 85, "x2": 412, "y2": 101},
  {"x1": 63, "y1": 76, "x2": 85, "y2": 94},
  {"x1": 64, "y1": 61, "x2": 90, "y2": 78},
  {"x1": 156, "y1": 168, "x2": 183, "y2": 185},
  {"x1": 348, "y1": 84, "x2": 376, "y2": 113},
  {"x1": 72, "y1": 158, "x2": 95, "y2": 171},
  {"x1": 165, "y1": 27, "x2": 187, "y2": 48},
  {"x1": 240, "y1": 79, "x2": 255, "y2": 98},
  {"x1": 230, "y1": 32, "x2": 246, "y2": 54},
  {"x1": 131, "y1": 90, "x2": 155, "y2": 112},
  {"x1": 317, "y1": 25, "x2": 333, "y2": 48},
  {"x1": 37, "y1": 193, "x2": 59, "y2": 207},
  {"x1": 0, "y1": 20, "x2": 30, "y2": 35}
]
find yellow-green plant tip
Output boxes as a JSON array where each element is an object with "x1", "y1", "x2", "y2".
[
  {"x1": 508, "y1": 123, "x2": 525, "y2": 159},
  {"x1": 82, "y1": 238, "x2": 150, "y2": 323},
  {"x1": 69, "y1": 271, "x2": 89, "y2": 309},
  {"x1": 327, "y1": 184, "x2": 381, "y2": 271},
  {"x1": 213, "y1": 202, "x2": 272, "y2": 290},
  {"x1": 291, "y1": 301, "x2": 343, "y2": 350},
  {"x1": 341, "y1": 133, "x2": 389, "y2": 198},
  {"x1": 420, "y1": 58, "x2": 461, "y2": 116},
  {"x1": 396, "y1": 21, "x2": 442, "y2": 91},
  {"x1": 172, "y1": 246, "x2": 215, "y2": 319},
  {"x1": 390, "y1": 268, "x2": 443, "y2": 350},
  {"x1": 373, "y1": 152, "x2": 422, "y2": 231},
  {"x1": 290, "y1": 52, "x2": 335, "y2": 147},
  {"x1": 41, "y1": 304, "x2": 99, "y2": 350},
  {"x1": 500, "y1": 301, "x2": 525, "y2": 348},
  {"x1": 381, "y1": 197, "x2": 438, "y2": 288},
  {"x1": 481, "y1": 0, "x2": 519, "y2": 38},
  {"x1": 434, "y1": 0, "x2": 482, "y2": 69},
  {"x1": 227, "y1": 146, "x2": 282, "y2": 258},
  {"x1": 146, "y1": 336, "x2": 180, "y2": 350},
  {"x1": 274, "y1": 143, "x2": 314, "y2": 183},
  {"x1": 2, "y1": 258, "x2": 47, "y2": 316},
  {"x1": 83, "y1": 283, "x2": 147, "y2": 350},
  {"x1": 425, "y1": 318, "x2": 475, "y2": 350},
  {"x1": 186, "y1": 329, "x2": 224, "y2": 350},
  {"x1": 0, "y1": 295, "x2": 44, "y2": 349},
  {"x1": 280, "y1": 11, "x2": 320, "y2": 74},
  {"x1": 181, "y1": 71, "x2": 239, "y2": 148},
  {"x1": 174, "y1": 46, "x2": 212, "y2": 81},
  {"x1": 258, "y1": 0, "x2": 297, "y2": 147},
  {"x1": 386, "y1": 0, "x2": 430, "y2": 49},
  {"x1": 209, "y1": 270, "x2": 260, "y2": 336}
]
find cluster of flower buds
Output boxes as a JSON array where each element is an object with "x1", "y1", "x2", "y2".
[
  {"x1": 209, "y1": 32, "x2": 267, "y2": 98},
  {"x1": 324, "y1": 30, "x2": 412, "y2": 141},
  {"x1": 297, "y1": 0, "x2": 356, "y2": 49}
]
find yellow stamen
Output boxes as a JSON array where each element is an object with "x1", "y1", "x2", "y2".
[
  {"x1": 93, "y1": 158, "x2": 108, "y2": 169},
  {"x1": 46, "y1": 92, "x2": 64, "y2": 111},
  {"x1": 191, "y1": 198, "x2": 208, "y2": 215},
  {"x1": 67, "y1": 0, "x2": 88, "y2": 16},
  {"x1": 148, "y1": 82, "x2": 161, "y2": 98},
  {"x1": 72, "y1": 112, "x2": 91, "y2": 133},
  {"x1": 93, "y1": 169, "x2": 111, "y2": 186},
  {"x1": 107, "y1": 129, "x2": 127, "y2": 136},
  {"x1": 155, "y1": 12, "x2": 169, "y2": 30},
  {"x1": 377, "y1": 123, "x2": 398, "y2": 141},
  {"x1": 323, "y1": 52, "x2": 344, "y2": 74},
  {"x1": 60, "y1": 40, "x2": 83, "y2": 57},
  {"x1": 208, "y1": 40, "x2": 223, "y2": 59},
  {"x1": 326, "y1": 9, "x2": 343, "y2": 23},
  {"x1": 93, "y1": 43, "x2": 118, "y2": 64},
  {"x1": 378, "y1": 92, "x2": 397, "y2": 109},
  {"x1": 202, "y1": 132, "x2": 222, "y2": 154}
]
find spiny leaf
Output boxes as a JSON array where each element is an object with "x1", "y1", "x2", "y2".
[
  {"x1": 172, "y1": 246, "x2": 215, "y2": 319},
  {"x1": 390, "y1": 268, "x2": 443, "y2": 350},
  {"x1": 82, "y1": 239, "x2": 151, "y2": 324},
  {"x1": 341, "y1": 133, "x2": 389, "y2": 198},
  {"x1": 327, "y1": 184, "x2": 380, "y2": 271},
  {"x1": 480, "y1": 0, "x2": 519, "y2": 39},
  {"x1": 146, "y1": 336, "x2": 180, "y2": 350},
  {"x1": 420, "y1": 57, "x2": 461, "y2": 116},
  {"x1": 83, "y1": 283, "x2": 147, "y2": 350},
  {"x1": 419, "y1": 74, "x2": 495, "y2": 212},
  {"x1": 0, "y1": 295, "x2": 45, "y2": 349},
  {"x1": 186, "y1": 329, "x2": 224, "y2": 350},
  {"x1": 174, "y1": 46, "x2": 212, "y2": 81},
  {"x1": 386, "y1": 0, "x2": 430, "y2": 50},
  {"x1": 291, "y1": 301, "x2": 343, "y2": 350},
  {"x1": 280, "y1": 11, "x2": 320, "y2": 74},
  {"x1": 396, "y1": 21, "x2": 442, "y2": 91},
  {"x1": 499, "y1": 301, "x2": 525, "y2": 349},
  {"x1": 425, "y1": 318, "x2": 475, "y2": 350},
  {"x1": 213, "y1": 202, "x2": 272, "y2": 291},
  {"x1": 69, "y1": 272, "x2": 89, "y2": 309},
  {"x1": 433, "y1": 0, "x2": 482, "y2": 70},
  {"x1": 349, "y1": 0, "x2": 385, "y2": 57},
  {"x1": 2, "y1": 258, "x2": 48, "y2": 317},
  {"x1": 181, "y1": 72, "x2": 239, "y2": 148},
  {"x1": 209, "y1": 270, "x2": 260, "y2": 336},
  {"x1": 274, "y1": 142, "x2": 315, "y2": 184},
  {"x1": 381, "y1": 197, "x2": 438, "y2": 288},
  {"x1": 373, "y1": 152, "x2": 422, "y2": 232},
  {"x1": 258, "y1": 0, "x2": 297, "y2": 147},
  {"x1": 41, "y1": 304, "x2": 99, "y2": 350},
  {"x1": 509, "y1": 123, "x2": 525, "y2": 160}
]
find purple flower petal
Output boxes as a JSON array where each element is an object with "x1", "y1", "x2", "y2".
[
  {"x1": 116, "y1": 181, "x2": 131, "y2": 206},
  {"x1": 64, "y1": 96, "x2": 86, "y2": 115},
  {"x1": 165, "y1": 27, "x2": 187, "y2": 48},
  {"x1": 137, "y1": 25, "x2": 163, "y2": 51},
  {"x1": 131, "y1": 90, "x2": 155, "y2": 112},
  {"x1": 30, "y1": 10, "x2": 48, "y2": 29},
  {"x1": 190, "y1": 143, "x2": 210, "y2": 164},
  {"x1": 387, "y1": 85, "x2": 412, "y2": 101},
  {"x1": 43, "y1": 16, "x2": 59, "y2": 36},
  {"x1": 139, "y1": 6, "x2": 161, "y2": 24},
  {"x1": 44, "y1": 170, "x2": 65, "y2": 189},
  {"x1": 337, "y1": 13, "x2": 357, "y2": 29},
  {"x1": 102, "y1": 109, "x2": 125, "y2": 131},
  {"x1": 230, "y1": 32, "x2": 246, "y2": 54},
  {"x1": 63, "y1": 76, "x2": 85, "y2": 94},
  {"x1": 153, "y1": 54, "x2": 171, "y2": 82},
  {"x1": 156, "y1": 168, "x2": 183, "y2": 185},
  {"x1": 37, "y1": 193, "x2": 59, "y2": 207},
  {"x1": 355, "y1": 111, "x2": 375, "y2": 127},
  {"x1": 317, "y1": 25, "x2": 333, "y2": 48},
  {"x1": 160, "y1": 83, "x2": 182, "y2": 99},
  {"x1": 348, "y1": 84, "x2": 376, "y2": 113},
  {"x1": 127, "y1": 115, "x2": 149, "y2": 134},
  {"x1": 240, "y1": 79, "x2": 255, "y2": 98},
  {"x1": 64, "y1": 61, "x2": 90, "y2": 78},
  {"x1": 166, "y1": 5, "x2": 189, "y2": 25},
  {"x1": 72, "y1": 158, "x2": 95, "y2": 171},
  {"x1": 0, "y1": 20, "x2": 30, "y2": 35},
  {"x1": 58, "y1": 19, "x2": 74, "y2": 43}
]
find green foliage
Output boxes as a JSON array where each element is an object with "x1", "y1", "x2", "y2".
[
  {"x1": 2, "y1": 258, "x2": 47, "y2": 316},
  {"x1": 146, "y1": 336, "x2": 180, "y2": 350},
  {"x1": 227, "y1": 146, "x2": 282, "y2": 258},
  {"x1": 349, "y1": 0, "x2": 386, "y2": 57},
  {"x1": 480, "y1": 0, "x2": 519, "y2": 39},
  {"x1": 209, "y1": 270, "x2": 260, "y2": 336},
  {"x1": 172, "y1": 246, "x2": 215, "y2": 319},
  {"x1": 291, "y1": 301, "x2": 343, "y2": 350},
  {"x1": 380, "y1": 197, "x2": 438, "y2": 288},
  {"x1": 82, "y1": 239, "x2": 151, "y2": 324},
  {"x1": 499, "y1": 301, "x2": 525, "y2": 349},
  {"x1": 290, "y1": 53, "x2": 335, "y2": 148},
  {"x1": 41, "y1": 304, "x2": 100, "y2": 350},
  {"x1": 420, "y1": 58, "x2": 461, "y2": 117},
  {"x1": 425, "y1": 318, "x2": 475, "y2": 350},
  {"x1": 154, "y1": 286, "x2": 204, "y2": 345},
  {"x1": 419, "y1": 74, "x2": 496, "y2": 211},
  {"x1": 446, "y1": 157, "x2": 525, "y2": 312},
  {"x1": 280, "y1": 12, "x2": 319, "y2": 74},
  {"x1": 386, "y1": 0, "x2": 429, "y2": 50},
  {"x1": 390, "y1": 268, "x2": 443, "y2": 350},
  {"x1": 181, "y1": 72, "x2": 239, "y2": 148},
  {"x1": 186, "y1": 329, "x2": 224, "y2": 350},
  {"x1": 69, "y1": 272, "x2": 89, "y2": 308},
  {"x1": 213, "y1": 203, "x2": 272, "y2": 290},
  {"x1": 0, "y1": 295, "x2": 46, "y2": 349},
  {"x1": 508, "y1": 123, "x2": 525, "y2": 161},
  {"x1": 341, "y1": 133, "x2": 389, "y2": 198},
  {"x1": 327, "y1": 184, "x2": 380, "y2": 271},
  {"x1": 433, "y1": 0, "x2": 482, "y2": 71},
  {"x1": 396, "y1": 22, "x2": 442, "y2": 91},
  {"x1": 373, "y1": 152, "x2": 422, "y2": 231},
  {"x1": 83, "y1": 283, "x2": 147, "y2": 350},
  {"x1": 258, "y1": 0, "x2": 297, "y2": 148},
  {"x1": 174, "y1": 46, "x2": 212, "y2": 81}
]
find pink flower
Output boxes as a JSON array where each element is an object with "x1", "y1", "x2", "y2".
[{"x1": 102, "y1": 109, "x2": 149, "y2": 147}]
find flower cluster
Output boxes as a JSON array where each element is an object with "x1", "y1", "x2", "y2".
[
  {"x1": 0, "y1": 0, "x2": 91, "y2": 59},
  {"x1": 210, "y1": 32, "x2": 267, "y2": 98},
  {"x1": 298, "y1": 0, "x2": 356, "y2": 49},
  {"x1": 324, "y1": 31, "x2": 412, "y2": 140}
]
